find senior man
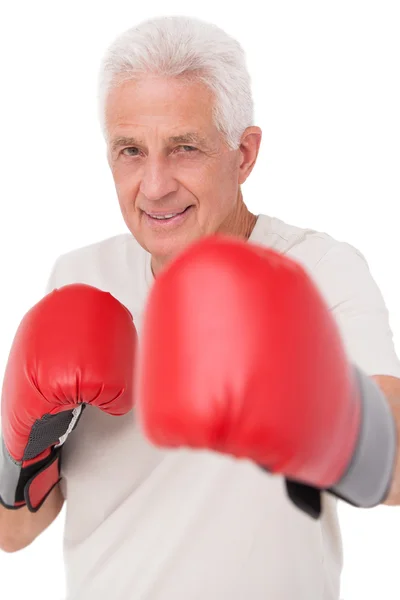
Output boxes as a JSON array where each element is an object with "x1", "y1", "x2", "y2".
[{"x1": 1, "y1": 15, "x2": 400, "y2": 600}]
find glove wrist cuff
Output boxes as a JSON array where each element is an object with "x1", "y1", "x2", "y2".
[
  {"x1": 330, "y1": 365, "x2": 397, "y2": 507},
  {"x1": 0, "y1": 436, "x2": 61, "y2": 512}
]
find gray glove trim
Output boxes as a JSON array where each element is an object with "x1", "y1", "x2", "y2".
[
  {"x1": 0, "y1": 435, "x2": 22, "y2": 508},
  {"x1": 0, "y1": 405, "x2": 84, "y2": 510},
  {"x1": 331, "y1": 365, "x2": 397, "y2": 507}
]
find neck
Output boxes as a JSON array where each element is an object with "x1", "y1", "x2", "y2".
[
  {"x1": 151, "y1": 191, "x2": 257, "y2": 277},
  {"x1": 217, "y1": 190, "x2": 257, "y2": 241}
]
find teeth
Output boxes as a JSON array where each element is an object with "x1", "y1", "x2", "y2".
[
  {"x1": 151, "y1": 213, "x2": 179, "y2": 220},
  {"x1": 147, "y1": 208, "x2": 187, "y2": 220}
]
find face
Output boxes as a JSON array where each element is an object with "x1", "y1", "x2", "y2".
[{"x1": 106, "y1": 75, "x2": 260, "y2": 272}]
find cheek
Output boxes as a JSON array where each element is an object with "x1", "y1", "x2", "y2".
[
  {"x1": 113, "y1": 166, "x2": 140, "y2": 207},
  {"x1": 197, "y1": 165, "x2": 238, "y2": 212}
]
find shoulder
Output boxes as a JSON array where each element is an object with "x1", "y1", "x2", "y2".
[
  {"x1": 253, "y1": 213, "x2": 347, "y2": 271},
  {"x1": 54, "y1": 233, "x2": 142, "y2": 267},
  {"x1": 45, "y1": 233, "x2": 148, "y2": 299},
  {"x1": 254, "y1": 213, "x2": 379, "y2": 306},
  {"x1": 257, "y1": 214, "x2": 400, "y2": 376}
]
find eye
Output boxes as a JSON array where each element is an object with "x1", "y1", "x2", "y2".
[
  {"x1": 178, "y1": 145, "x2": 197, "y2": 153},
  {"x1": 121, "y1": 147, "x2": 140, "y2": 157}
]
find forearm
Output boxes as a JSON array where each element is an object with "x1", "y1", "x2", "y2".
[{"x1": 0, "y1": 484, "x2": 64, "y2": 553}]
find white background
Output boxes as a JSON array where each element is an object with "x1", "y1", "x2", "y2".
[{"x1": 0, "y1": 1, "x2": 399, "y2": 598}]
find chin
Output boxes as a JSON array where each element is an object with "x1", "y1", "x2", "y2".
[{"x1": 145, "y1": 229, "x2": 204, "y2": 268}]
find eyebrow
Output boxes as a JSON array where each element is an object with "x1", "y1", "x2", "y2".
[
  {"x1": 169, "y1": 133, "x2": 208, "y2": 146},
  {"x1": 110, "y1": 132, "x2": 208, "y2": 152}
]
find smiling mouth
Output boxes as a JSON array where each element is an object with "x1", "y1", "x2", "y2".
[{"x1": 143, "y1": 206, "x2": 192, "y2": 220}]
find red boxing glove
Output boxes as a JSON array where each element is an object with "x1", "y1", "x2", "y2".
[
  {"x1": 0, "y1": 284, "x2": 137, "y2": 512},
  {"x1": 138, "y1": 236, "x2": 396, "y2": 517}
]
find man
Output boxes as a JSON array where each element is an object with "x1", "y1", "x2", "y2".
[{"x1": 1, "y1": 14, "x2": 400, "y2": 600}]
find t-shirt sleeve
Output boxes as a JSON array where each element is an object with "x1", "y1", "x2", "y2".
[
  {"x1": 44, "y1": 257, "x2": 62, "y2": 295},
  {"x1": 312, "y1": 242, "x2": 400, "y2": 378},
  {"x1": 44, "y1": 252, "x2": 88, "y2": 294}
]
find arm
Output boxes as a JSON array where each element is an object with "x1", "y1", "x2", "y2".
[
  {"x1": 373, "y1": 375, "x2": 400, "y2": 506},
  {"x1": 312, "y1": 244, "x2": 400, "y2": 507},
  {"x1": 138, "y1": 236, "x2": 400, "y2": 518},
  {"x1": 0, "y1": 260, "x2": 66, "y2": 553},
  {"x1": 0, "y1": 484, "x2": 64, "y2": 553}
]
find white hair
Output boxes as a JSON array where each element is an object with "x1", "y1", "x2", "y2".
[{"x1": 97, "y1": 15, "x2": 254, "y2": 149}]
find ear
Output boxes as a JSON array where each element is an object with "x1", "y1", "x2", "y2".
[{"x1": 238, "y1": 126, "x2": 262, "y2": 185}]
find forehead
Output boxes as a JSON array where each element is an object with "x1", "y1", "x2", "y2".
[{"x1": 105, "y1": 76, "x2": 217, "y2": 141}]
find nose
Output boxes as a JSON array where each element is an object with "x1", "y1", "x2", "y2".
[{"x1": 139, "y1": 155, "x2": 179, "y2": 202}]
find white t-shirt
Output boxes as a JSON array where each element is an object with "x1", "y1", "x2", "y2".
[{"x1": 46, "y1": 214, "x2": 400, "y2": 600}]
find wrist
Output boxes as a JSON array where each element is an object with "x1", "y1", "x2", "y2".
[{"x1": 0, "y1": 436, "x2": 61, "y2": 512}]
